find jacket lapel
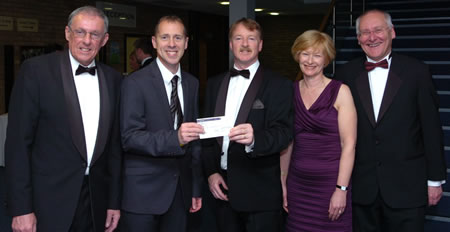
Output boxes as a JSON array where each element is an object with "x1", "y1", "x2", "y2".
[
  {"x1": 151, "y1": 62, "x2": 174, "y2": 128},
  {"x1": 214, "y1": 72, "x2": 231, "y2": 147},
  {"x1": 234, "y1": 65, "x2": 264, "y2": 126},
  {"x1": 90, "y1": 65, "x2": 111, "y2": 165},
  {"x1": 59, "y1": 50, "x2": 87, "y2": 161},
  {"x1": 377, "y1": 54, "x2": 403, "y2": 124},
  {"x1": 355, "y1": 62, "x2": 377, "y2": 128},
  {"x1": 181, "y1": 71, "x2": 189, "y2": 120}
]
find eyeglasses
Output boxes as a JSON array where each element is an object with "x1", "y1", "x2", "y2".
[
  {"x1": 359, "y1": 27, "x2": 390, "y2": 38},
  {"x1": 69, "y1": 26, "x2": 105, "y2": 41}
]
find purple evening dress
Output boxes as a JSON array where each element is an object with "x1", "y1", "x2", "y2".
[{"x1": 286, "y1": 79, "x2": 352, "y2": 232}]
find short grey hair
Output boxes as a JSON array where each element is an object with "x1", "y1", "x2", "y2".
[
  {"x1": 355, "y1": 10, "x2": 393, "y2": 35},
  {"x1": 68, "y1": 6, "x2": 109, "y2": 33}
]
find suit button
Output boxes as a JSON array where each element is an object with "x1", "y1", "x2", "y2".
[
  {"x1": 82, "y1": 163, "x2": 87, "y2": 168},
  {"x1": 377, "y1": 161, "x2": 381, "y2": 166},
  {"x1": 375, "y1": 140, "x2": 380, "y2": 145}
]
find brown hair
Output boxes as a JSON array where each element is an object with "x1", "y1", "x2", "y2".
[
  {"x1": 229, "y1": 18, "x2": 263, "y2": 40},
  {"x1": 154, "y1": 15, "x2": 188, "y2": 36}
]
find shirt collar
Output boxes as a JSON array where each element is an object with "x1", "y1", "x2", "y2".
[
  {"x1": 69, "y1": 50, "x2": 96, "y2": 77},
  {"x1": 141, "y1": 56, "x2": 152, "y2": 66},
  {"x1": 156, "y1": 57, "x2": 182, "y2": 85},
  {"x1": 366, "y1": 52, "x2": 392, "y2": 65},
  {"x1": 233, "y1": 60, "x2": 260, "y2": 80}
]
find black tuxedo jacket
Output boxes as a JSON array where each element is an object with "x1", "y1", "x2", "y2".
[
  {"x1": 202, "y1": 65, "x2": 294, "y2": 212},
  {"x1": 5, "y1": 50, "x2": 122, "y2": 231},
  {"x1": 335, "y1": 53, "x2": 446, "y2": 208},
  {"x1": 120, "y1": 61, "x2": 202, "y2": 214},
  {"x1": 140, "y1": 56, "x2": 154, "y2": 69}
]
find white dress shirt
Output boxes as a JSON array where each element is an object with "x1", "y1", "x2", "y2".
[
  {"x1": 366, "y1": 53, "x2": 444, "y2": 186},
  {"x1": 69, "y1": 52, "x2": 100, "y2": 175},
  {"x1": 221, "y1": 60, "x2": 259, "y2": 170},
  {"x1": 155, "y1": 57, "x2": 184, "y2": 130}
]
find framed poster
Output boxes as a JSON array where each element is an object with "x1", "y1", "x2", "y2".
[{"x1": 124, "y1": 34, "x2": 146, "y2": 74}]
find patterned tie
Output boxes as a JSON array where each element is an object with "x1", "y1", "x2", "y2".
[
  {"x1": 170, "y1": 75, "x2": 183, "y2": 129},
  {"x1": 230, "y1": 67, "x2": 250, "y2": 78},
  {"x1": 364, "y1": 59, "x2": 389, "y2": 71},
  {"x1": 75, "y1": 65, "x2": 96, "y2": 75}
]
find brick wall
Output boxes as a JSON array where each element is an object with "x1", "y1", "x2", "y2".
[
  {"x1": 0, "y1": 0, "x2": 189, "y2": 114},
  {"x1": 257, "y1": 14, "x2": 324, "y2": 80},
  {"x1": 0, "y1": 0, "x2": 325, "y2": 114}
]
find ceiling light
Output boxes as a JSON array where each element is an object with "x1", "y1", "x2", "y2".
[
  {"x1": 255, "y1": 8, "x2": 264, "y2": 12},
  {"x1": 219, "y1": 1, "x2": 230, "y2": 5},
  {"x1": 269, "y1": 12, "x2": 279, "y2": 15},
  {"x1": 104, "y1": 7, "x2": 112, "y2": 10}
]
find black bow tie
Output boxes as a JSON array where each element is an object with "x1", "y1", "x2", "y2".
[
  {"x1": 75, "y1": 65, "x2": 96, "y2": 75},
  {"x1": 364, "y1": 59, "x2": 388, "y2": 71},
  {"x1": 230, "y1": 68, "x2": 250, "y2": 79}
]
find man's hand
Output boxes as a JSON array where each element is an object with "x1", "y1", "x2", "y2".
[
  {"x1": 189, "y1": 197, "x2": 202, "y2": 213},
  {"x1": 178, "y1": 122, "x2": 204, "y2": 145},
  {"x1": 12, "y1": 213, "x2": 36, "y2": 232},
  {"x1": 105, "y1": 209, "x2": 120, "y2": 232},
  {"x1": 428, "y1": 186, "x2": 443, "y2": 206},
  {"x1": 208, "y1": 173, "x2": 228, "y2": 201},
  {"x1": 229, "y1": 123, "x2": 253, "y2": 145}
]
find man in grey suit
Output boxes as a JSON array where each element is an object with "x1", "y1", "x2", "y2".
[{"x1": 120, "y1": 15, "x2": 204, "y2": 232}]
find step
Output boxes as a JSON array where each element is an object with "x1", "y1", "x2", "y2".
[
  {"x1": 445, "y1": 147, "x2": 450, "y2": 168},
  {"x1": 335, "y1": 9, "x2": 450, "y2": 23},
  {"x1": 335, "y1": 24, "x2": 450, "y2": 37},
  {"x1": 336, "y1": 17, "x2": 450, "y2": 27},
  {"x1": 425, "y1": 215, "x2": 450, "y2": 231},
  {"x1": 426, "y1": 191, "x2": 450, "y2": 217},
  {"x1": 441, "y1": 108, "x2": 450, "y2": 126},
  {"x1": 444, "y1": 126, "x2": 450, "y2": 145},
  {"x1": 335, "y1": 35, "x2": 450, "y2": 49}
]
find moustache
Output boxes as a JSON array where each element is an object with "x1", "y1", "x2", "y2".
[{"x1": 240, "y1": 47, "x2": 252, "y2": 52}]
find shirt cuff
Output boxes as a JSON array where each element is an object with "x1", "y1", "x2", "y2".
[
  {"x1": 245, "y1": 140, "x2": 255, "y2": 153},
  {"x1": 428, "y1": 180, "x2": 446, "y2": 187}
]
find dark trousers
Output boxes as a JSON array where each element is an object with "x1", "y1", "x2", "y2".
[
  {"x1": 215, "y1": 199, "x2": 282, "y2": 232},
  {"x1": 69, "y1": 176, "x2": 94, "y2": 232},
  {"x1": 120, "y1": 182, "x2": 187, "y2": 232},
  {"x1": 216, "y1": 170, "x2": 282, "y2": 232},
  {"x1": 353, "y1": 193, "x2": 425, "y2": 232}
]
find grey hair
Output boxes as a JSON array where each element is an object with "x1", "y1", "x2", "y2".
[
  {"x1": 355, "y1": 10, "x2": 393, "y2": 35},
  {"x1": 68, "y1": 6, "x2": 109, "y2": 33}
]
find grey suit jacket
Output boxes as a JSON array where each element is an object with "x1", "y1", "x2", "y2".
[{"x1": 120, "y1": 60, "x2": 202, "y2": 214}]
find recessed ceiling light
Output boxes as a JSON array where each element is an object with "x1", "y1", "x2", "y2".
[
  {"x1": 219, "y1": 1, "x2": 230, "y2": 5},
  {"x1": 104, "y1": 7, "x2": 112, "y2": 10},
  {"x1": 255, "y1": 8, "x2": 264, "y2": 12},
  {"x1": 269, "y1": 12, "x2": 280, "y2": 15}
]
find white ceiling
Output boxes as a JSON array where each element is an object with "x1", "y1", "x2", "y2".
[{"x1": 132, "y1": 0, "x2": 331, "y2": 16}]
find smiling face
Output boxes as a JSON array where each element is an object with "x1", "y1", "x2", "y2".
[
  {"x1": 298, "y1": 47, "x2": 326, "y2": 78},
  {"x1": 357, "y1": 11, "x2": 395, "y2": 61},
  {"x1": 152, "y1": 20, "x2": 188, "y2": 74},
  {"x1": 229, "y1": 23, "x2": 263, "y2": 69},
  {"x1": 65, "y1": 13, "x2": 108, "y2": 66}
]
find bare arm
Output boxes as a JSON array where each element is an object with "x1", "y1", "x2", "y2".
[
  {"x1": 329, "y1": 84, "x2": 357, "y2": 221},
  {"x1": 280, "y1": 142, "x2": 293, "y2": 212}
]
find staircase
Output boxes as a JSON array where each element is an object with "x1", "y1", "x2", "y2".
[{"x1": 331, "y1": 0, "x2": 450, "y2": 231}]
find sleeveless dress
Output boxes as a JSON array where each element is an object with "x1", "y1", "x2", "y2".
[{"x1": 285, "y1": 79, "x2": 352, "y2": 232}]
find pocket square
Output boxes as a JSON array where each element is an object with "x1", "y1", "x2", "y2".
[{"x1": 252, "y1": 99, "x2": 264, "y2": 109}]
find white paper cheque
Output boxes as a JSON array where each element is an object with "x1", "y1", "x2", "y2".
[{"x1": 197, "y1": 116, "x2": 233, "y2": 139}]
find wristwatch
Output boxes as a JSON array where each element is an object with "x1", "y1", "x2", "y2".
[{"x1": 336, "y1": 185, "x2": 348, "y2": 191}]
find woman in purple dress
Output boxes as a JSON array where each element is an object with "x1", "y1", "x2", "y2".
[{"x1": 281, "y1": 30, "x2": 357, "y2": 232}]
